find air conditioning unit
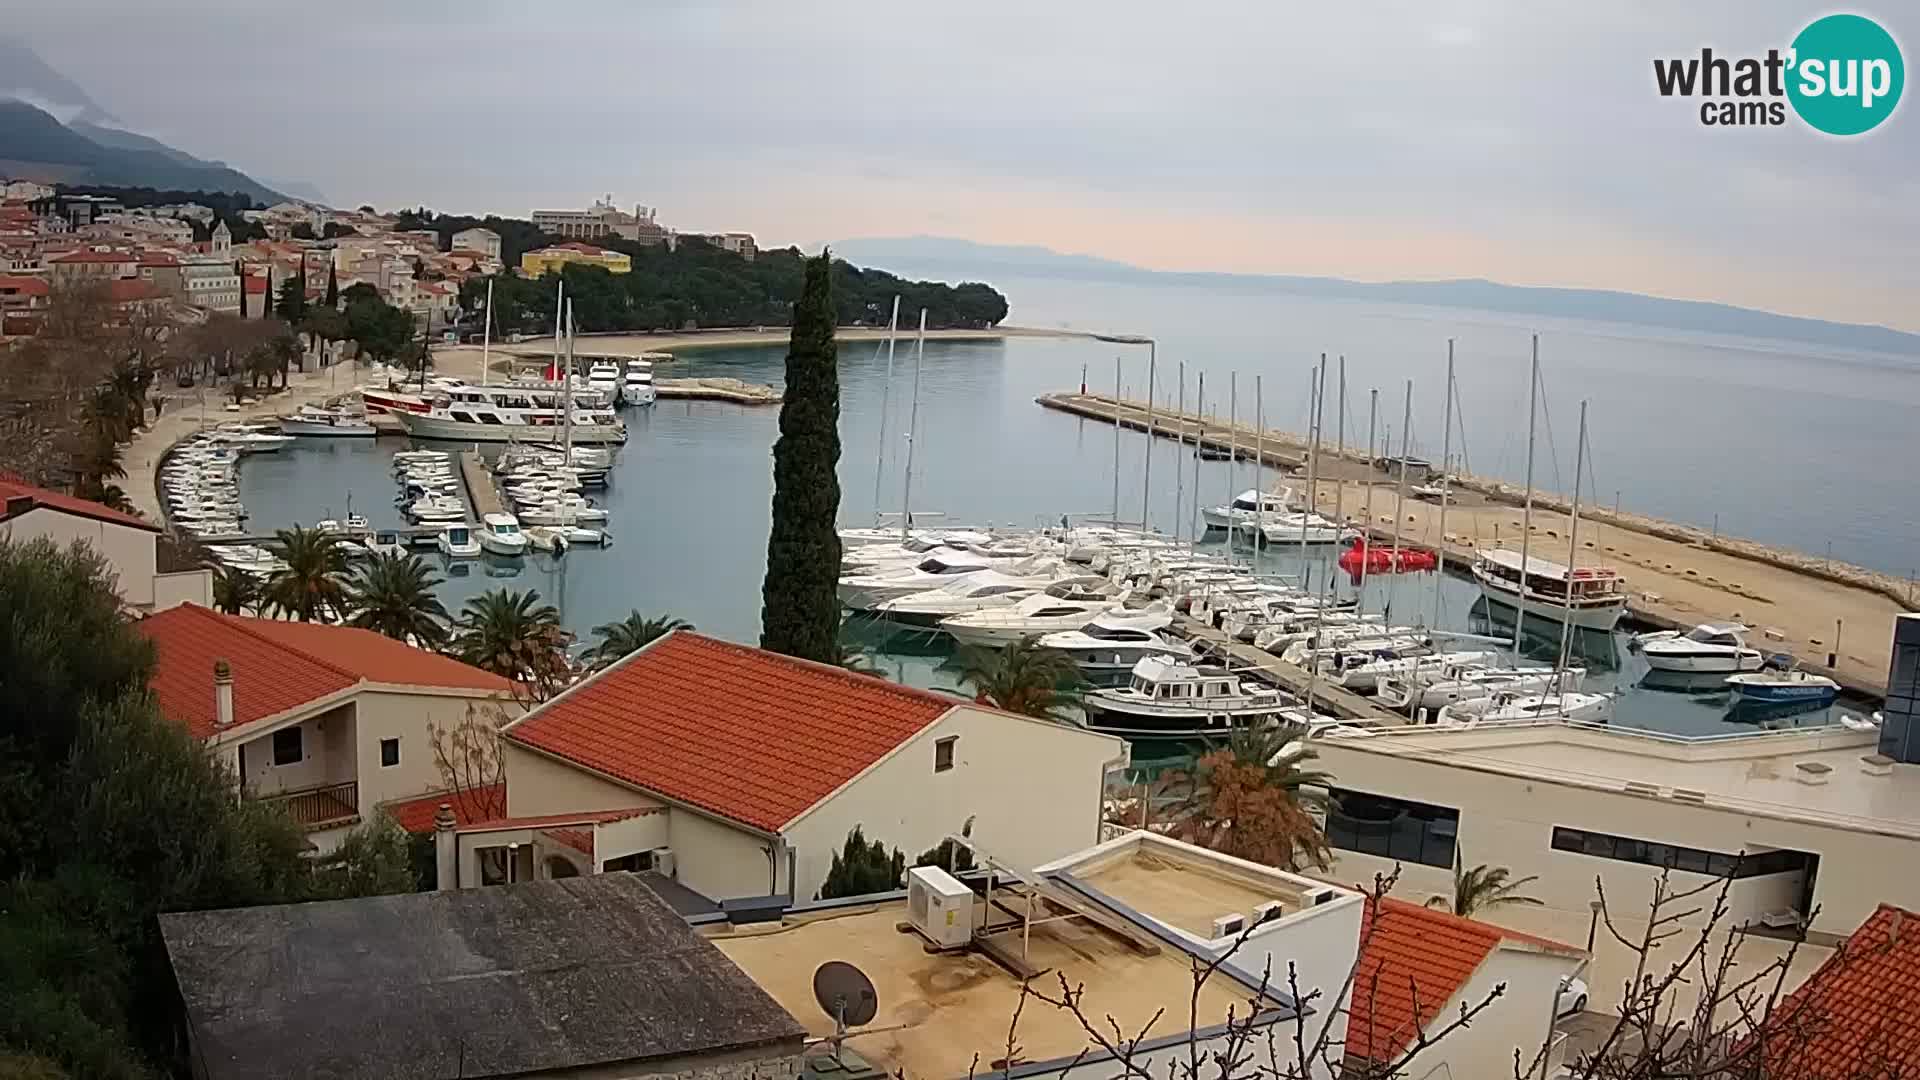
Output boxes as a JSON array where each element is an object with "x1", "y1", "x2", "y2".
[
  {"x1": 1253, "y1": 900, "x2": 1287, "y2": 925},
  {"x1": 649, "y1": 846, "x2": 675, "y2": 877},
  {"x1": 1211, "y1": 913, "x2": 1247, "y2": 939},
  {"x1": 905, "y1": 866, "x2": 975, "y2": 949},
  {"x1": 1305, "y1": 887, "x2": 1340, "y2": 907}
]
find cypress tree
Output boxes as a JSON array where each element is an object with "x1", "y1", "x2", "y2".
[
  {"x1": 235, "y1": 261, "x2": 248, "y2": 317},
  {"x1": 324, "y1": 261, "x2": 339, "y2": 309},
  {"x1": 759, "y1": 251, "x2": 843, "y2": 663}
]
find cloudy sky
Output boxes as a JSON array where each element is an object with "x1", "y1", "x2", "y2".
[{"x1": 12, "y1": 1, "x2": 1917, "y2": 329}]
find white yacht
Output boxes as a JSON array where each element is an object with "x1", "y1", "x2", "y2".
[
  {"x1": 316, "y1": 514, "x2": 372, "y2": 540},
  {"x1": 407, "y1": 496, "x2": 466, "y2": 523},
  {"x1": 1036, "y1": 610, "x2": 1193, "y2": 676},
  {"x1": 1081, "y1": 656, "x2": 1295, "y2": 740},
  {"x1": 838, "y1": 551, "x2": 1003, "y2": 610},
  {"x1": 1247, "y1": 512, "x2": 1353, "y2": 546},
  {"x1": 436, "y1": 523, "x2": 481, "y2": 559},
  {"x1": 362, "y1": 530, "x2": 408, "y2": 559},
  {"x1": 280, "y1": 404, "x2": 376, "y2": 437},
  {"x1": 622, "y1": 358, "x2": 657, "y2": 406},
  {"x1": 1327, "y1": 649, "x2": 1500, "y2": 694},
  {"x1": 874, "y1": 570, "x2": 1080, "y2": 627},
  {"x1": 517, "y1": 498, "x2": 609, "y2": 525},
  {"x1": 395, "y1": 382, "x2": 626, "y2": 444},
  {"x1": 208, "y1": 428, "x2": 294, "y2": 453},
  {"x1": 1434, "y1": 690, "x2": 1613, "y2": 726},
  {"x1": 478, "y1": 513, "x2": 529, "y2": 557},
  {"x1": 941, "y1": 591, "x2": 1136, "y2": 649},
  {"x1": 1634, "y1": 623, "x2": 1765, "y2": 673},
  {"x1": 1471, "y1": 549, "x2": 1628, "y2": 631},
  {"x1": 1724, "y1": 669, "x2": 1839, "y2": 709},
  {"x1": 587, "y1": 359, "x2": 621, "y2": 400},
  {"x1": 1200, "y1": 488, "x2": 1296, "y2": 531},
  {"x1": 1377, "y1": 663, "x2": 1583, "y2": 712}
]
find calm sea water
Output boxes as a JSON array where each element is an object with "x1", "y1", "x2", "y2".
[{"x1": 231, "y1": 281, "x2": 1911, "y2": 743}]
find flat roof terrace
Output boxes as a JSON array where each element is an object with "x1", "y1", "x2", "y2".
[{"x1": 1070, "y1": 843, "x2": 1299, "y2": 939}]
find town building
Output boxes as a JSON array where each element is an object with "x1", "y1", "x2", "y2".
[
  {"x1": 1, "y1": 474, "x2": 209, "y2": 611},
  {"x1": 135, "y1": 604, "x2": 515, "y2": 852},
  {"x1": 520, "y1": 241, "x2": 632, "y2": 276},
  {"x1": 180, "y1": 257, "x2": 241, "y2": 314},
  {"x1": 694, "y1": 231, "x2": 758, "y2": 260},
  {"x1": 532, "y1": 197, "x2": 671, "y2": 245},
  {"x1": 159, "y1": 874, "x2": 809, "y2": 1080},
  {"x1": 1880, "y1": 612, "x2": 1919, "y2": 765},
  {"x1": 437, "y1": 630, "x2": 1129, "y2": 905},
  {"x1": 451, "y1": 226, "x2": 501, "y2": 259},
  {"x1": 0, "y1": 273, "x2": 49, "y2": 336},
  {"x1": 2, "y1": 179, "x2": 54, "y2": 201},
  {"x1": 47, "y1": 246, "x2": 138, "y2": 282},
  {"x1": 1307, "y1": 714, "x2": 1920, "y2": 942},
  {"x1": 135, "y1": 250, "x2": 183, "y2": 295}
]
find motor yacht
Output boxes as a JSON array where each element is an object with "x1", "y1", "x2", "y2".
[
  {"x1": 1081, "y1": 655, "x2": 1295, "y2": 739},
  {"x1": 1724, "y1": 669, "x2": 1839, "y2": 708},
  {"x1": 436, "y1": 523, "x2": 481, "y2": 559},
  {"x1": 1377, "y1": 663, "x2": 1583, "y2": 712},
  {"x1": 1472, "y1": 549, "x2": 1627, "y2": 631},
  {"x1": 940, "y1": 590, "x2": 1137, "y2": 649},
  {"x1": 622, "y1": 358, "x2": 657, "y2": 406},
  {"x1": 1327, "y1": 649, "x2": 1500, "y2": 693},
  {"x1": 1634, "y1": 623, "x2": 1765, "y2": 673},
  {"x1": 1036, "y1": 610, "x2": 1193, "y2": 676},
  {"x1": 478, "y1": 513, "x2": 529, "y2": 557},
  {"x1": 280, "y1": 404, "x2": 376, "y2": 437},
  {"x1": 1200, "y1": 488, "x2": 1296, "y2": 532},
  {"x1": 873, "y1": 571, "x2": 1064, "y2": 627},
  {"x1": 838, "y1": 551, "x2": 1007, "y2": 610},
  {"x1": 1434, "y1": 690, "x2": 1613, "y2": 726}
]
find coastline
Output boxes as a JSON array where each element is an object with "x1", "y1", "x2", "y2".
[{"x1": 474, "y1": 324, "x2": 1081, "y2": 361}]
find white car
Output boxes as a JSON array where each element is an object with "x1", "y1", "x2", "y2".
[{"x1": 1556, "y1": 976, "x2": 1590, "y2": 1017}]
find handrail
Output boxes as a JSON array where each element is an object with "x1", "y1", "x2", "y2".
[{"x1": 258, "y1": 780, "x2": 360, "y2": 829}]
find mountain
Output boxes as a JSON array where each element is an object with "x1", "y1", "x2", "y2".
[
  {"x1": 262, "y1": 177, "x2": 330, "y2": 205},
  {"x1": 0, "y1": 101, "x2": 284, "y2": 204},
  {"x1": 835, "y1": 236, "x2": 1920, "y2": 358},
  {"x1": 0, "y1": 35, "x2": 114, "y2": 125}
]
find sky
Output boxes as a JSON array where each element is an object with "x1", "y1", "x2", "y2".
[{"x1": 10, "y1": 1, "x2": 1918, "y2": 330}]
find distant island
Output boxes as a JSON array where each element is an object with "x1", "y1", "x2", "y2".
[{"x1": 833, "y1": 236, "x2": 1920, "y2": 358}]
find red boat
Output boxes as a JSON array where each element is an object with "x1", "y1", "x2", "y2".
[{"x1": 1338, "y1": 537, "x2": 1438, "y2": 577}]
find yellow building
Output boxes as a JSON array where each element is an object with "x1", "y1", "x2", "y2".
[{"x1": 519, "y1": 242, "x2": 632, "y2": 276}]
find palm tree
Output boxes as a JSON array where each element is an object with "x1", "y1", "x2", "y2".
[
  {"x1": 345, "y1": 551, "x2": 449, "y2": 648},
  {"x1": 587, "y1": 612, "x2": 691, "y2": 669},
  {"x1": 452, "y1": 588, "x2": 573, "y2": 697},
  {"x1": 1429, "y1": 861, "x2": 1544, "y2": 918},
  {"x1": 263, "y1": 525, "x2": 350, "y2": 622},
  {"x1": 1162, "y1": 721, "x2": 1332, "y2": 871},
  {"x1": 955, "y1": 636, "x2": 1082, "y2": 721},
  {"x1": 210, "y1": 564, "x2": 261, "y2": 615}
]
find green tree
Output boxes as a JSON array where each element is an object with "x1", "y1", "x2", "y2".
[
  {"x1": 236, "y1": 260, "x2": 248, "y2": 318},
  {"x1": 1428, "y1": 861, "x2": 1544, "y2": 918},
  {"x1": 210, "y1": 563, "x2": 261, "y2": 614},
  {"x1": 290, "y1": 221, "x2": 316, "y2": 240},
  {"x1": 452, "y1": 588, "x2": 574, "y2": 700},
  {"x1": 816, "y1": 825, "x2": 905, "y2": 900},
  {"x1": 343, "y1": 291, "x2": 414, "y2": 365},
  {"x1": 275, "y1": 272, "x2": 306, "y2": 322},
  {"x1": 344, "y1": 551, "x2": 449, "y2": 648},
  {"x1": 587, "y1": 612, "x2": 691, "y2": 669},
  {"x1": 309, "y1": 815, "x2": 418, "y2": 898},
  {"x1": 262, "y1": 525, "x2": 349, "y2": 621},
  {"x1": 956, "y1": 637, "x2": 1082, "y2": 721},
  {"x1": 759, "y1": 252, "x2": 843, "y2": 663},
  {"x1": 323, "y1": 260, "x2": 338, "y2": 308}
]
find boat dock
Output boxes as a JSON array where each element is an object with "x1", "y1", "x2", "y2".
[
  {"x1": 1039, "y1": 390, "x2": 1906, "y2": 697},
  {"x1": 459, "y1": 451, "x2": 504, "y2": 519},
  {"x1": 655, "y1": 377, "x2": 780, "y2": 405},
  {"x1": 1174, "y1": 616, "x2": 1406, "y2": 725}
]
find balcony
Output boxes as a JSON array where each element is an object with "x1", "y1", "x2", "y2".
[{"x1": 259, "y1": 781, "x2": 360, "y2": 831}]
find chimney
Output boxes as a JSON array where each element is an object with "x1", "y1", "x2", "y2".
[
  {"x1": 434, "y1": 803, "x2": 458, "y2": 891},
  {"x1": 213, "y1": 658, "x2": 234, "y2": 729}
]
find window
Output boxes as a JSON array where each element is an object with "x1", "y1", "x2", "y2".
[
  {"x1": 1325, "y1": 787, "x2": 1459, "y2": 868},
  {"x1": 1550, "y1": 827, "x2": 1809, "y2": 878},
  {"x1": 380, "y1": 738, "x2": 400, "y2": 767},
  {"x1": 934, "y1": 736, "x2": 957, "y2": 773},
  {"x1": 602, "y1": 851, "x2": 654, "y2": 874},
  {"x1": 271, "y1": 726, "x2": 303, "y2": 766},
  {"x1": 477, "y1": 844, "x2": 534, "y2": 886}
]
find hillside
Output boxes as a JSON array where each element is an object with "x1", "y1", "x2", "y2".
[
  {"x1": 0, "y1": 101, "x2": 283, "y2": 203},
  {"x1": 0, "y1": 35, "x2": 113, "y2": 125}
]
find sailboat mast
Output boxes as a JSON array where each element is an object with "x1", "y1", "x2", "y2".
[
  {"x1": 1332, "y1": 355, "x2": 1346, "y2": 594},
  {"x1": 1226, "y1": 374, "x2": 1238, "y2": 566},
  {"x1": 872, "y1": 296, "x2": 900, "y2": 524},
  {"x1": 1433, "y1": 339, "x2": 1455, "y2": 631},
  {"x1": 1514, "y1": 335, "x2": 1540, "y2": 665},
  {"x1": 899, "y1": 308, "x2": 926, "y2": 541},
  {"x1": 1253, "y1": 374, "x2": 1265, "y2": 554},
  {"x1": 1173, "y1": 363, "x2": 1186, "y2": 548},
  {"x1": 1387, "y1": 380, "x2": 1412, "y2": 623},
  {"x1": 562, "y1": 303, "x2": 574, "y2": 457},
  {"x1": 480, "y1": 278, "x2": 493, "y2": 388},
  {"x1": 1110, "y1": 356, "x2": 1122, "y2": 529},
  {"x1": 1141, "y1": 342, "x2": 1156, "y2": 531},
  {"x1": 1190, "y1": 372, "x2": 1204, "y2": 556},
  {"x1": 551, "y1": 279, "x2": 564, "y2": 379},
  {"x1": 1356, "y1": 389, "x2": 1378, "y2": 614},
  {"x1": 1555, "y1": 400, "x2": 1589, "y2": 705},
  {"x1": 1296, "y1": 364, "x2": 1315, "y2": 565}
]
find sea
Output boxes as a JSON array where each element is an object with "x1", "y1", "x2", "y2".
[{"x1": 229, "y1": 275, "x2": 1915, "y2": 757}]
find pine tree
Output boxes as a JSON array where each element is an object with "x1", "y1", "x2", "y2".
[
  {"x1": 276, "y1": 272, "x2": 306, "y2": 322},
  {"x1": 324, "y1": 261, "x2": 339, "y2": 309},
  {"x1": 758, "y1": 251, "x2": 843, "y2": 663},
  {"x1": 235, "y1": 260, "x2": 248, "y2": 318}
]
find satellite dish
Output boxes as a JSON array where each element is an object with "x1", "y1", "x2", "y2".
[{"x1": 813, "y1": 960, "x2": 879, "y2": 1029}]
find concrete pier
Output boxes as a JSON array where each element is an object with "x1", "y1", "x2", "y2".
[
  {"x1": 459, "y1": 451, "x2": 503, "y2": 519},
  {"x1": 1175, "y1": 616, "x2": 1406, "y2": 725}
]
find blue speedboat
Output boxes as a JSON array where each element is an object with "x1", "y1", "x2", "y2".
[{"x1": 1724, "y1": 669, "x2": 1839, "y2": 708}]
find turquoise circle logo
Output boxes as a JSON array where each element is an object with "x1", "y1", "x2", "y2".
[{"x1": 1787, "y1": 14, "x2": 1904, "y2": 135}]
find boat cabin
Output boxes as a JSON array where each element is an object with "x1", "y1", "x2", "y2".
[
  {"x1": 1682, "y1": 623, "x2": 1750, "y2": 646},
  {"x1": 1127, "y1": 657, "x2": 1240, "y2": 701},
  {"x1": 1475, "y1": 549, "x2": 1624, "y2": 602},
  {"x1": 1226, "y1": 488, "x2": 1295, "y2": 514}
]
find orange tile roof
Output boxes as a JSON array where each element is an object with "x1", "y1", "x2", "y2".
[
  {"x1": 505, "y1": 631, "x2": 957, "y2": 833},
  {"x1": 381, "y1": 784, "x2": 506, "y2": 833},
  {"x1": 51, "y1": 249, "x2": 136, "y2": 263},
  {"x1": 0, "y1": 471, "x2": 155, "y2": 531},
  {"x1": 137, "y1": 605, "x2": 511, "y2": 739},
  {"x1": 0, "y1": 275, "x2": 50, "y2": 297},
  {"x1": 1744, "y1": 904, "x2": 1920, "y2": 1077},
  {"x1": 1347, "y1": 898, "x2": 1581, "y2": 1062}
]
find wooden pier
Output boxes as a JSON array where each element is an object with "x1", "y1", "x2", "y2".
[
  {"x1": 1175, "y1": 617, "x2": 1406, "y2": 726},
  {"x1": 1037, "y1": 392, "x2": 1309, "y2": 471},
  {"x1": 459, "y1": 451, "x2": 504, "y2": 519}
]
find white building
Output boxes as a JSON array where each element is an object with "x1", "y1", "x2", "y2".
[
  {"x1": 440, "y1": 630, "x2": 1131, "y2": 904},
  {"x1": 3, "y1": 179, "x2": 54, "y2": 200},
  {"x1": 181, "y1": 258, "x2": 241, "y2": 314},
  {"x1": 532, "y1": 196, "x2": 671, "y2": 245},
  {"x1": 1, "y1": 475, "x2": 209, "y2": 612},
  {"x1": 450, "y1": 226, "x2": 501, "y2": 260}
]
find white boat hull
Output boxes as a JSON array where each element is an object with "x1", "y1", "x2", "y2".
[
  {"x1": 280, "y1": 417, "x2": 376, "y2": 437},
  {"x1": 1475, "y1": 579, "x2": 1625, "y2": 631},
  {"x1": 479, "y1": 535, "x2": 528, "y2": 557},
  {"x1": 397, "y1": 413, "x2": 627, "y2": 444},
  {"x1": 1641, "y1": 650, "x2": 1763, "y2": 674}
]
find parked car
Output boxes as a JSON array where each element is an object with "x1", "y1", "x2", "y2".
[{"x1": 1556, "y1": 976, "x2": 1590, "y2": 1017}]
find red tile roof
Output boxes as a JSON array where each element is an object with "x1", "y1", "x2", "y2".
[
  {"x1": 505, "y1": 631, "x2": 957, "y2": 833},
  {"x1": 1744, "y1": 904, "x2": 1920, "y2": 1078},
  {"x1": 0, "y1": 472, "x2": 155, "y2": 531},
  {"x1": 0, "y1": 275, "x2": 50, "y2": 298},
  {"x1": 380, "y1": 784, "x2": 507, "y2": 833},
  {"x1": 459, "y1": 807, "x2": 657, "y2": 832},
  {"x1": 51, "y1": 249, "x2": 136, "y2": 264},
  {"x1": 137, "y1": 605, "x2": 511, "y2": 739},
  {"x1": 1347, "y1": 898, "x2": 1581, "y2": 1063}
]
